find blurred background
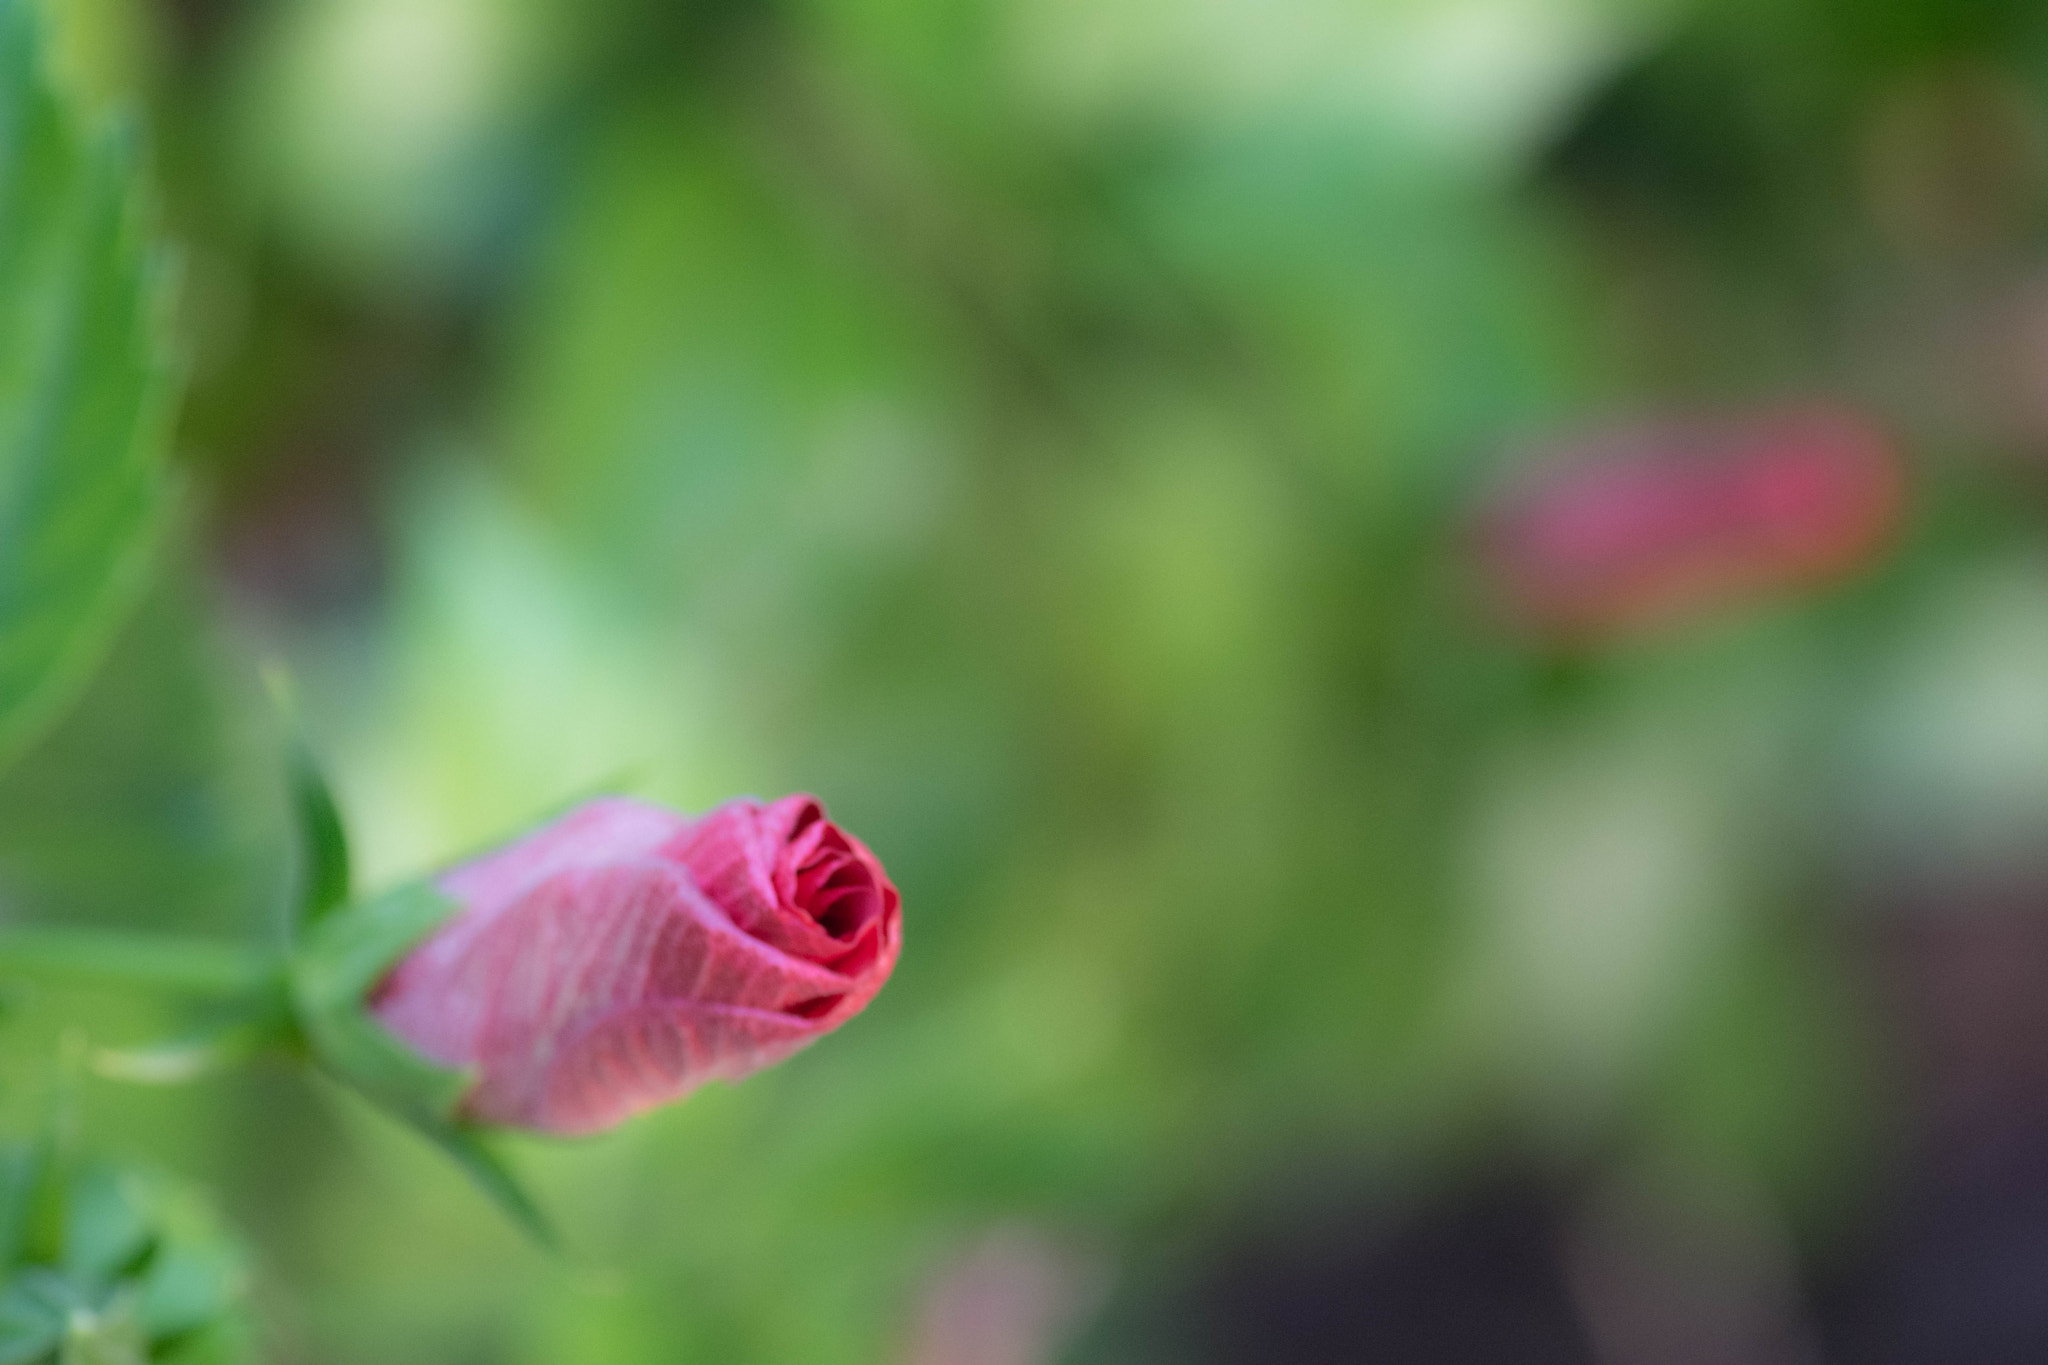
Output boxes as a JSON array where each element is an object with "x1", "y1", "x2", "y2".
[{"x1": 12, "y1": 0, "x2": 2048, "y2": 1359}]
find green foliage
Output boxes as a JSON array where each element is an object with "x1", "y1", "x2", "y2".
[
  {"x1": 0, "y1": 1149, "x2": 249, "y2": 1365},
  {"x1": 0, "y1": 0, "x2": 174, "y2": 772}
]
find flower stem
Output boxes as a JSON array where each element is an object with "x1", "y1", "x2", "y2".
[{"x1": 0, "y1": 925, "x2": 284, "y2": 998}]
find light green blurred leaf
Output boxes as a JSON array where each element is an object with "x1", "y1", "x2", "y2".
[
  {"x1": 0, "y1": 0, "x2": 177, "y2": 771},
  {"x1": 58, "y1": 1169, "x2": 146, "y2": 1289},
  {"x1": 0, "y1": 1269, "x2": 71, "y2": 1365},
  {"x1": 135, "y1": 1241, "x2": 240, "y2": 1342}
]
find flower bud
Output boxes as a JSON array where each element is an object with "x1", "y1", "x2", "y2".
[
  {"x1": 1473, "y1": 404, "x2": 1905, "y2": 640},
  {"x1": 369, "y1": 794, "x2": 901, "y2": 1135}
]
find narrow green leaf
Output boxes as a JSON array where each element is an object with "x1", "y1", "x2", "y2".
[
  {"x1": 147, "y1": 1319, "x2": 252, "y2": 1365},
  {"x1": 284, "y1": 737, "x2": 350, "y2": 929},
  {"x1": 261, "y1": 667, "x2": 351, "y2": 933},
  {"x1": 0, "y1": 0, "x2": 178, "y2": 772}
]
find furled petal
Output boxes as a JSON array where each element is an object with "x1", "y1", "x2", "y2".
[
  {"x1": 661, "y1": 798, "x2": 788, "y2": 943},
  {"x1": 533, "y1": 1002, "x2": 822, "y2": 1135},
  {"x1": 665, "y1": 794, "x2": 899, "y2": 968},
  {"x1": 423, "y1": 797, "x2": 688, "y2": 969}
]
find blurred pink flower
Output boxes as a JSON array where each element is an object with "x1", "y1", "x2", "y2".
[
  {"x1": 1474, "y1": 404, "x2": 1905, "y2": 640},
  {"x1": 371, "y1": 794, "x2": 901, "y2": 1135}
]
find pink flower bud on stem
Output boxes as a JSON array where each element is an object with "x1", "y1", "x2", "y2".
[{"x1": 369, "y1": 795, "x2": 902, "y2": 1136}]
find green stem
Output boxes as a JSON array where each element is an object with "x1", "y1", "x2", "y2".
[{"x1": 0, "y1": 925, "x2": 284, "y2": 998}]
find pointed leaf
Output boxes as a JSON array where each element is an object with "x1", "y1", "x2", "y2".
[
  {"x1": 418, "y1": 1123, "x2": 557, "y2": 1250},
  {"x1": 262, "y1": 668, "x2": 349, "y2": 931},
  {"x1": 134, "y1": 1241, "x2": 241, "y2": 1343},
  {"x1": 284, "y1": 738, "x2": 350, "y2": 929},
  {"x1": 288, "y1": 881, "x2": 460, "y2": 1016}
]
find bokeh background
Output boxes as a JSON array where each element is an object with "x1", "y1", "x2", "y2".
[{"x1": 12, "y1": 0, "x2": 2048, "y2": 1359}]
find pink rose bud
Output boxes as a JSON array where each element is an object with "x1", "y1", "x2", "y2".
[
  {"x1": 369, "y1": 794, "x2": 901, "y2": 1135},
  {"x1": 1473, "y1": 404, "x2": 1905, "y2": 640}
]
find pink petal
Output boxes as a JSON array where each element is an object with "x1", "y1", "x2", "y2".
[
  {"x1": 524, "y1": 1001, "x2": 823, "y2": 1134},
  {"x1": 665, "y1": 801, "x2": 787, "y2": 940},
  {"x1": 426, "y1": 797, "x2": 688, "y2": 967},
  {"x1": 665, "y1": 795, "x2": 882, "y2": 963}
]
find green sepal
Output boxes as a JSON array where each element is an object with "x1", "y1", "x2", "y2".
[
  {"x1": 297, "y1": 1002, "x2": 471, "y2": 1130},
  {"x1": 417, "y1": 1122, "x2": 557, "y2": 1251},
  {"x1": 286, "y1": 882, "x2": 558, "y2": 1247},
  {"x1": 287, "y1": 880, "x2": 468, "y2": 1126},
  {"x1": 263, "y1": 668, "x2": 350, "y2": 931}
]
